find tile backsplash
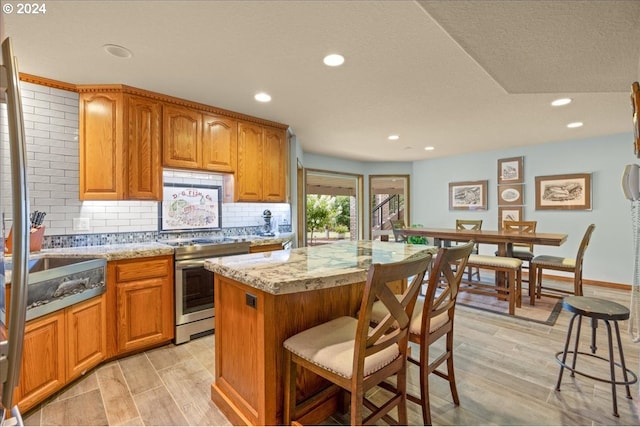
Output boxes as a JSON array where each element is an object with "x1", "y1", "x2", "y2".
[{"x1": 1, "y1": 82, "x2": 291, "y2": 248}]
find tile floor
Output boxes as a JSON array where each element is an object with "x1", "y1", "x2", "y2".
[
  {"x1": 21, "y1": 281, "x2": 640, "y2": 426},
  {"x1": 23, "y1": 334, "x2": 231, "y2": 426}
]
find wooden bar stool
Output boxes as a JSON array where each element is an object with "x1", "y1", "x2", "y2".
[{"x1": 555, "y1": 296, "x2": 637, "y2": 417}]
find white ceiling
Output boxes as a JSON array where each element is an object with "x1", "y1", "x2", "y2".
[{"x1": 3, "y1": 0, "x2": 640, "y2": 162}]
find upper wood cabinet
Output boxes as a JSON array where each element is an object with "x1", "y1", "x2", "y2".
[
  {"x1": 163, "y1": 105, "x2": 237, "y2": 173},
  {"x1": 79, "y1": 90, "x2": 162, "y2": 201},
  {"x1": 235, "y1": 122, "x2": 287, "y2": 202}
]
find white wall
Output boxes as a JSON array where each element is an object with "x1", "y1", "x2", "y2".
[{"x1": 412, "y1": 133, "x2": 634, "y2": 285}]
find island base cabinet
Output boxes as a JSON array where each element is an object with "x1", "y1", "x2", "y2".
[{"x1": 211, "y1": 275, "x2": 365, "y2": 425}]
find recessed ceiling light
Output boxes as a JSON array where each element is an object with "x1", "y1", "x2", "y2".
[
  {"x1": 323, "y1": 54, "x2": 345, "y2": 67},
  {"x1": 567, "y1": 121, "x2": 583, "y2": 128},
  {"x1": 102, "y1": 44, "x2": 133, "y2": 59},
  {"x1": 388, "y1": 135, "x2": 399, "y2": 141},
  {"x1": 424, "y1": 146, "x2": 435, "y2": 151},
  {"x1": 254, "y1": 92, "x2": 272, "y2": 103},
  {"x1": 551, "y1": 98, "x2": 572, "y2": 106}
]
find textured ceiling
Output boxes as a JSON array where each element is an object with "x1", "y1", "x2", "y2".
[
  {"x1": 2, "y1": 1, "x2": 640, "y2": 162},
  {"x1": 418, "y1": 0, "x2": 640, "y2": 93}
]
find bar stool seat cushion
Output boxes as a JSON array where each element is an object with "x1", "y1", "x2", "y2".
[
  {"x1": 467, "y1": 254, "x2": 522, "y2": 269},
  {"x1": 370, "y1": 297, "x2": 449, "y2": 335},
  {"x1": 531, "y1": 255, "x2": 576, "y2": 269},
  {"x1": 283, "y1": 316, "x2": 399, "y2": 379}
]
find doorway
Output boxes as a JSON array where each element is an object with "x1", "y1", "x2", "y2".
[
  {"x1": 304, "y1": 169, "x2": 363, "y2": 246},
  {"x1": 369, "y1": 175, "x2": 410, "y2": 240}
]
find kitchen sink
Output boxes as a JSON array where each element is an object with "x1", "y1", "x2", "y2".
[{"x1": 4, "y1": 256, "x2": 107, "y2": 321}]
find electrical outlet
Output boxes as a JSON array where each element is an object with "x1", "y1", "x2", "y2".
[{"x1": 73, "y1": 217, "x2": 90, "y2": 231}]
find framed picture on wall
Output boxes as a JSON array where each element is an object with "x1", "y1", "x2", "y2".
[
  {"x1": 159, "y1": 183, "x2": 222, "y2": 231},
  {"x1": 497, "y1": 156, "x2": 524, "y2": 184},
  {"x1": 535, "y1": 173, "x2": 592, "y2": 210},
  {"x1": 498, "y1": 184, "x2": 524, "y2": 206},
  {"x1": 632, "y1": 81, "x2": 639, "y2": 158},
  {"x1": 449, "y1": 180, "x2": 488, "y2": 210},
  {"x1": 498, "y1": 206, "x2": 523, "y2": 230}
]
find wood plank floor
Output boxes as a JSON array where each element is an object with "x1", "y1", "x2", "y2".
[{"x1": 23, "y1": 281, "x2": 639, "y2": 426}]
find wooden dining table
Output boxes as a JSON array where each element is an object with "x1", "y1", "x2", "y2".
[
  {"x1": 400, "y1": 227, "x2": 567, "y2": 257},
  {"x1": 400, "y1": 227, "x2": 568, "y2": 304}
]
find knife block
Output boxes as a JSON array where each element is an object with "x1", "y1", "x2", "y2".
[{"x1": 5, "y1": 226, "x2": 45, "y2": 254}]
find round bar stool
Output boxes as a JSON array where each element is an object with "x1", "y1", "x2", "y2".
[{"x1": 555, "y1": 296, "x2": 637, "y2": 417}]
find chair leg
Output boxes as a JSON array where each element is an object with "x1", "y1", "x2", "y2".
[
  {"x1": 508, "y1": 271, "x2": 515, "y2": 315},
  {"x1": 535, "y1": 267, "x2": 543, "y2": 300},
  {"x1": 516, "y1": 268, "x2": 522, "y2": 308},
  {"x1": 574, "y1": 271, "x2": 583, "y2": 296},
  {"x1": 529, "y1": 264, "x2": 537, "y2": 306},
  {"x1": 419, "y1": 341, "x2": 432, "y2": 425},
  {"x1": 446, "y1": 330, "x2": 460, "y2": 406},
  {"x1": 283, "y1": 349, "x2": 296, "y2": 425},
  {"x1": 350, "y1": 387, "x2": 364, "y2": 426},
  {"x1": 396, "y1": 360, "x2": 409, "y2": 425}
]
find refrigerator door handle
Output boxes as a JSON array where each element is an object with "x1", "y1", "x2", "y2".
[{"x1": 1, "y1": 37, "x2": 30, "y2": 426}]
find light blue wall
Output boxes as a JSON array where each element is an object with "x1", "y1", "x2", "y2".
[{"x1": 412, "y1": 132, "x2": 635, "y2": 285}]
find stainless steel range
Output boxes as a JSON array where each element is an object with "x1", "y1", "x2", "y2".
[{"x1": 164, "y1": 237, "x2": 250, "y2": 344}]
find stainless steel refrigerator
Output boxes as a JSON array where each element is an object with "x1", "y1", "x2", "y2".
[{"x1": 0, "y1": 36, "x2": 30, "y2": 426}]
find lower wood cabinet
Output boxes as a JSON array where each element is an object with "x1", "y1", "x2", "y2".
[
  {"x1": 15, "y1": 295, "x2": 106, "y2": 413},
  {"x1": 107, "y1": 255, "x2": 174, "y2": 356}
]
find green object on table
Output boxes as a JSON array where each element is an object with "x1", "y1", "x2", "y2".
[{"x1": 406, "y1": 224, "x2": 427, "y2": 245}]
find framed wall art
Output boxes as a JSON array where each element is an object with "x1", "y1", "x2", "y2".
[
  {"x1": 449, "y1": 180, "x2": 488, "y2": 210},
  {"x1": 497, "y1": 156, "x2": 524, "y2": 184},
  {"x1": 159, "y1": 183, "x2": 222, "y2": 231},
  {"x1": 535, "y1": 173, "x2": 592, "y2": 210},
  {"x1": 498, "y1": 183, "x2": 524, "y2": 206},
  {"x1": 498, "y1": 206, "x2": 523, "y2": 230}
]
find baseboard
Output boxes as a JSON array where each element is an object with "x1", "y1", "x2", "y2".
[{"x1": 477, "y1": 268, "x2": 631, "y2": 290}]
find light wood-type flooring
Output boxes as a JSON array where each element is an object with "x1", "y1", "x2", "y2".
[{"x1": 23, "y1": 281, "x2": 640, "y2": 426}]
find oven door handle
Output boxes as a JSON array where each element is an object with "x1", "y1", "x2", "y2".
[{"x1": 175, "y1": 259, "x2": 206, "y2": 269}]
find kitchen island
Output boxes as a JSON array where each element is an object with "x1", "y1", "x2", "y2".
[{"x1": 204, "y1": 240, "x2": 437, "y2": 425}]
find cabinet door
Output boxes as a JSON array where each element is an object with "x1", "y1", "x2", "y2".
[
  {"x1": 263, "y1": 127, "x2": 287, "y2": 202},
  {"x1": 16, "y1": 311, "x2": 65, "y2": 413},
  {"x1": 163, "y1": 104, "x2": 201, "y2": 169},
  {"x1": 112, "y1": 256, "x2": 174, "y2": 354},
  {"x1": 66, "y1": 295, "x2": 106, "y2": 382},
  {"x1": 116, "y1": 278, "x2": 173, "y2": 353},
  {"x1": 236, "y1": 122, "x2": 264, "y2": 201},
  {"x1": 202, "y1": 114, "x2": 237, "y2": 173},
  {"x1": 127, "y1": 95, "x2": 162, "y2": 200},
  {"x1": 79, "y1": 92, "x2": 124, "y2": 200}
]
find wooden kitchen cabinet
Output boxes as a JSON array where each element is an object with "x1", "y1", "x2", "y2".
[
  {"x1": 163, "y1": 104, "x2": 237, "y2": 173},
  {"x1": 14, "y1": 294, "x2": 107, "y2": 413},
  {"x1": 107, "y1": 255, "x2": 174, "y2": 356},
  {"x1": 66, "y1": 295, "x2": 107, "y2": 381},
  {"x1": 235, "y1": 122, "x2": 287, "y2": 202},
  {"x1": 14, "y1": 311, "x2": 66, "y2": 413},
  {"x1": 79, "y1": 88, "x2": 162, "y2": 200}
]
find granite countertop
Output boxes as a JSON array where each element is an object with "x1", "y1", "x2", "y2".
[
  {"x1": 204, "y1": 240, "x2": 438, "y2": 295},
  {"x1": 3, "y1": 234, "x2": 294, "y2": 264},
  {"x1": 17, "y1": 242, "x2": 175, "y2": 262}
]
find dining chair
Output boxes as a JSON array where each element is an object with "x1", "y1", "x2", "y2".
[
  {"x1": 390, "y1": 219, "x2": 406, "y2": 242},
  {"x1": 282, "y1": 252, "x2": 433, "y2": 426},
  {"x1": 498, "y1": 220, "x2": 537, "y2": 290},
  {"x1": 369, "y1": 241, "x2": 475, "y2": 425},
  {"x1": 455, "y1": 219, "x2": 482, "y2": 280},
  {"x1": 529, "y1": 224, "x2": 596, "y2": 305}
]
